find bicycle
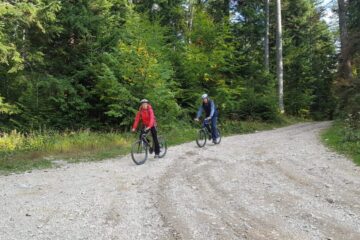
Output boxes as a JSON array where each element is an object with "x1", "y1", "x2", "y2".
[
  {"x1": 195, "y1": 118, "x2": 221, "y2": 148},
  {"x1": 131, "y1": 128, "x2": 167, "y2": 165}
]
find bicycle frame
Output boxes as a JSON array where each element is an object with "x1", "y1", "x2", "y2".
[
  {"x1": 202, "y1": 119, "x2": 213, "y2": 135},
  {"x1": 139, "y1": 129, "x2": 151, "y2": 145}
]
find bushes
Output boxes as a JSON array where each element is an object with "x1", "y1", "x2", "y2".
[
  {"x1": 0, "y1": 129, "x2": 133, "y2": 172},
  {"x1": 323, "y1": 121, "x2": 360, "y2": 165},
  {"x1": 343, "y1": 111, "x2": 360, "y2": 141},
  {"x1": 324, "y1": 80, "x2": 360, "y2": 165},
  {"x1": 236, "y1": 90, "x2": 279, "y2": 122}
]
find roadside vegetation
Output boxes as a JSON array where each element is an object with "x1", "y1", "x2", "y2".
[
  {"x1": 322, "y1": 114, "x2": 360, "y2": 165},
  {"x1": 0, "y1": 1, "x2": 359, "y2": 173},
  {"x1": 0, "y1": 116, "x2": 301, "y2": 174}
]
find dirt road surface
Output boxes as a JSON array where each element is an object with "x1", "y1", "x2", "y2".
[{"x1": 1, "y1": 122, "x2": 359, "y2": 240}]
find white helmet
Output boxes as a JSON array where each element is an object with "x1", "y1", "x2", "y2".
[
  {"x1": 201, "y1": 93, "x2": 208, "y2": 99},
  {"x1": 140, "y1": 99, "x2": 149, "y2": 104}
]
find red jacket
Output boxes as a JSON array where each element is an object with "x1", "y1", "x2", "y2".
[{"x1": 132, "y1": 105, "x2": 156, "y2": 130}]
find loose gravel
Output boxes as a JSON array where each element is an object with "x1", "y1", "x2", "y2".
[{"x1": 1, "y1": 122, "x2": 359, "y2": 240}]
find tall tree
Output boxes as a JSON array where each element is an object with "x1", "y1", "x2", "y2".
[
  {"x1": 264, "y1": 0, "x2": 270, "y2": 71},
  {"x1": 276, "y1": 0, "x2": 284, "y2": 113},
  {"x1": 206, "y1": 0, "x2": 230, "y2": 22},
  {"x1": 337, "y1": 0, "x2": 360, "y2": 117},
  {"x1": 280, "y1": 0, "x2": 336, "y2": 118},
  {"x1": 337, "y1": 0, "x2": 352, "y2": 80}
]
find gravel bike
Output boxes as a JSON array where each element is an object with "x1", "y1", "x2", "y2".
[
  {"x1": 131, "y1": 129, "x2": 167, "y2": 165},
  {"x1": 196, "y1": 118, "x2": 221, "y2": 147}
]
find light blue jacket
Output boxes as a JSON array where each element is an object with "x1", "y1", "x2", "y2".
[{"x1": 196, "y1": 100, "x2": 217, "y2": 119}]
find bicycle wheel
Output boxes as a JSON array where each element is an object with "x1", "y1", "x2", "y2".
[
  {"x1": 131, "y1": 140, "x2": 148, "y2": 165},
  {"x1": 158, "y1": 136, "x2": 167, "y2": 158},
  {"x1": 196, "y1": 129, "x2": 207, "y2": 148},
  {"x1": 214, "y1": 128, "x2": 222, "y2": 144}
]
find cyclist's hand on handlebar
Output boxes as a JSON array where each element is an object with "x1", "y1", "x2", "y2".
[
  {"x1": 205, "y1": 117, "x2": 211, "y2": 121},
  {"x1": 194, "y1": 118, "x2": 199, "y2": 122},
  {"x1": 144, "y1": 127, "x2": 150, "y2": 132},
  {"x1": 131, "y1": 128, "x2": 136, "y2": 133}
]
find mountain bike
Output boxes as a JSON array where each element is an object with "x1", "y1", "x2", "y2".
[
  {"x1": 131, "y1": 129, "x2": 167, "y2": 165},
  {"x1": 196, "y1": 118, "x2": 221, "y2": 148}
]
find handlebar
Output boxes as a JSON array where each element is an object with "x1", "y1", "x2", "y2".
[
  {"x1": 195, "y1": 118, "x2": 211, "y2": 125},
  {"x1": 131, "y1": 128, "x2": 150, "y2": 138},
  {"x1": 140, "y1": 128, "x2": 151, "y2": 135}
]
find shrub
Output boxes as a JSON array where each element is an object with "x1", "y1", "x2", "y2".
[{"x1": 237, "y1": 90, "x2": 279, "y2": 122}]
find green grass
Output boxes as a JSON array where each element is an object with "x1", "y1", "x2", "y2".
[
  {"x1": 0, "y1": 131, "x2": 132, "y2": 174},
  {"x1": 0, "y1": 116, "x2": 303, "y2": 174},
  {"x1": 322, "y1": 121, "x2": 360, "y2": 165}
]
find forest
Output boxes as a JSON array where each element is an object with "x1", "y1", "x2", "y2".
[
  {"x1": 0, "y1": 0, "x2": 359, "y2": 166},
  {"x1": 2, "y1": 2, "x2": 360, "y2": 238}
]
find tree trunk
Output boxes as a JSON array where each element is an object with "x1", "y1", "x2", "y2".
[
  {"x1": 188, "y1": 0, "x2": 194, "y2": 44},
  {"x1": 264, "y1": 0, "x2": 270, "y2": 72},
  {"x1": 223, "y1": 0, "x2": 230, "y2": 18},
  {"x1": 338, "y1": 0, "x2": 352, "y2": 80},
  {"x1": 276, "y1": 0, "x2": 284, "y2": 113}
]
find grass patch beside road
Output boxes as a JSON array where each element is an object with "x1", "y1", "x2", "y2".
[
  {"x1": 0, "y1": 131, "x2": 132, "y2": 174},
  {"x1": 322, "y1": 121, "x2": 360, "y2": 165}
]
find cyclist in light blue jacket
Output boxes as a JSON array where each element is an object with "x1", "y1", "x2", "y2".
[{"x1": 194, "y1": 94, "x2": 219, "y2": 143}]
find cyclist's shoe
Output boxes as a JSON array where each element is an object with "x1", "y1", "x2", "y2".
[
  {"x1": 149, "y1": 147, "x2": 154, "y2": 154},
  {"x1": 154, "y1": 154, "x2": 160, "y2": 159}
]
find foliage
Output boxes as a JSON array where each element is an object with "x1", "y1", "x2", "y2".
[
  {"x1": 237, "y1": 89, "x2": 279, "y2": 122},
  {"x1": 322, "y1": 121, "x2": 360, "y2": 165},
  {"x1": 0, "y1": 129, "x2": 132, "y2": 173},
  {"x1": 335, "y1": 0, "x2": 360, "y2": 123},
  {"x1": 0, "y1": 96, "x2": 18, "y2": 114},
  {"x1": 0, "y1": 0, "x2": 337, "y2": 133},
  {"x1": 281, "y1": 0, "x2": 336, "y2": 119}
]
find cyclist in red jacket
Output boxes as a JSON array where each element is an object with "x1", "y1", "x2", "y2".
[{"x1": 132, "y1": 99, "x2": 160, "y2": 158}]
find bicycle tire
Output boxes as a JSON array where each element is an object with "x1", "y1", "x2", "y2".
[
  {"x1": 158, "y1": 136, "x2": 167, "y2": 158},
  {"x1": 131, "y1": 140, "x2": 148, "y2": 165},
  {"x1": 196, "y1": 129, "x2": 207, "y2": 147}
]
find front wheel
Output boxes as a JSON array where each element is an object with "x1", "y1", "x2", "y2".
[
  {"x1": 158, "y1": 136, "x2": 167, "y2": 158},
  {"x1": 196, "y1": 129, "x2": 207, "y2": 148},
  {"x1": 131, "y1": 140, "x2": 148, "y2": 165}
]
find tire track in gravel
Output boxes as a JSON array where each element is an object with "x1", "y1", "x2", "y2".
[
  {"x1": 156, "y1": 122, "x2": 360, "y2": 240},
  {"x1": 1, "y1": 122, "x2": 360, "y2": 240}
]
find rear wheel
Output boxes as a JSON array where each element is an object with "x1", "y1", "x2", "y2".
[
  {"x1": 196, "y1": 129, "x2": 207, "y2": 148},
  {"x1": 131, "y1": 140, "x2": 148, "y2": 165},
  {"x1": 158, "y1": 136, "x2": 167, "y2": 158}
]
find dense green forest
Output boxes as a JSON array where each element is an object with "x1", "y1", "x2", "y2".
[{"x1": 0, "y1": 0, "x2": 358, "y2": 132}]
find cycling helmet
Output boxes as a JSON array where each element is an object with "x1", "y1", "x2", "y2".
[
  {"x1": 201, "y1": 93, "x2": 208, "y2": 99},
  {"x1": 140, "y1": 99, "x2": 149, "y2": 104}
]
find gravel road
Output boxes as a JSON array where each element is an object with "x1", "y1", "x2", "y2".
[{"x1": 1, "y1": 122, "x2": 359, "y2": 240}]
